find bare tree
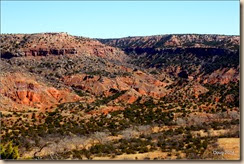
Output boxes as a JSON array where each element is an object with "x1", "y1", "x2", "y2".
[
  {"x1": 229, "y1": 111, "x2": 239, "y2": 120},
  {"x1": 33, "y1": 142, "x2": 51, "y2": 159},
  {"x1": 121, "y1": 128, "x2": 136, "y2": 139},
  {"x1": 70, "y1": 136, "x2": 89, "y2": 149},
  {"x1": 92, "y1": 132, "x2": 109, "y2": 144},
  {"x1": 137, "y1": 125, "x2": 151, "y2": 134},
  {"x1": 175, "y1": 118, "x2": 186, "y2": 126},
  {"x1": 187, "y1": 115, "x2": 206, "y2": 126}
]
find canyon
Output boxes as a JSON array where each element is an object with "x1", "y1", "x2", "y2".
[{"x1": 0, "y1": 33, "x2": 240, "y2": 160}]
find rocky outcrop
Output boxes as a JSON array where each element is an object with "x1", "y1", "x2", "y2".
[
  {"x1": 0, "y1": 33, "x2": 128, "y2": 62},
  {"x1": 0, "y1": 72, "x2": 82, "y2": 111},
  {"x1": 203, "y1": 68, "x2": 239, "y2": 84},
  {"x1": 63, "y1": 70, "x2": 170, "y2": 102},
  {"x1": 25, "y1": 48, "x2": 78, "y2": 56}
]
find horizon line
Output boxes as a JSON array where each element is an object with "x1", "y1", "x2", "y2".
[{"x1": 0, "y1": 32, "x2": 240, "y2": 39}]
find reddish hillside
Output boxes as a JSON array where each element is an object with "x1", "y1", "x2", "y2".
[
  {"x1": 0, "y1": 32, "x2": 128, "y2": 61},
  {"x1": 0, "y1": 72, "x2": 84, "y2": 111}
]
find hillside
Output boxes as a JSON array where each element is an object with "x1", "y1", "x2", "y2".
[
  {"x1": 0, "y1": 32, "x2": 128, "y2": 62},
  {"x1": 98, "y1": 34, "x2": 239, "y2": 49}
]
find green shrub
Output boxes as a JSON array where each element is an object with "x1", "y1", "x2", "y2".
[{"x1": 0, "y1": 141, "x2": 19, "y2": 159}]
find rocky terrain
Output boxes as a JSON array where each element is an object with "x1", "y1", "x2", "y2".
[
  {"x1": 0, "y1": 33, "x2": 240, "y2": 160},
  {"x1": 98, "y1": 34, "x2": 239, "y2": 49},
  {"x1": 0, "y1": 32, "x2": 128, "y2": 61}
]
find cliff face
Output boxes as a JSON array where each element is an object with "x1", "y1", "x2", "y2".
[
  {"x1": 0, "y1": 32, "x2": 128, "y2": 62},
  {"x1": 99, "y1": 34, "x2": 240, "y2": 86}
]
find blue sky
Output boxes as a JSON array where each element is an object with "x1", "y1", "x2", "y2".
[{"x1": 1, "y1": 1, "x2": 240, "y2": 38}]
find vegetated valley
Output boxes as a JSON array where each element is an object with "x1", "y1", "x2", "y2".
[{"x1": 0, "y1": 33, "x2": 240, "y2": 160}]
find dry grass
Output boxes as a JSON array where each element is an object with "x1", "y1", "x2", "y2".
[
  {"x1": 217, "y1": 138, "x2": 240, "y2": 160},
  {"x1": 92, "y1": 150, "x2": 181, "y2": 160}
]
